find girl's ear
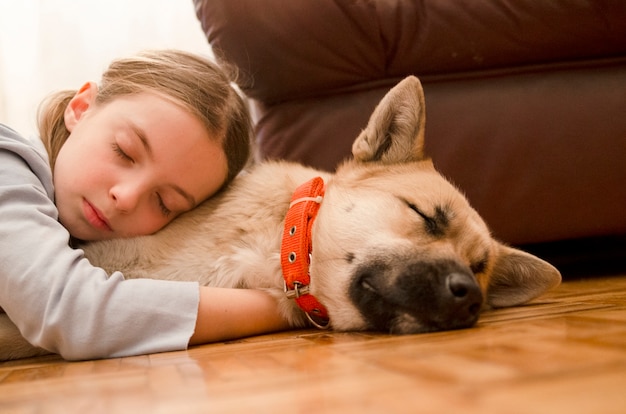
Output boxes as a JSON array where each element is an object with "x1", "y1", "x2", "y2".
[{"x1": 64, "y1": 82, "x2": 98, "y2": 132}]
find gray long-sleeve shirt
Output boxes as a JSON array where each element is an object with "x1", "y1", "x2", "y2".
[{"x1": 0, "y1": 124, "x2": 199, "y2": 360}]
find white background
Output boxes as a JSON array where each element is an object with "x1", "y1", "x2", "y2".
[{"x1": 0, "y1": 0, "x2": 214, "y2": 138}]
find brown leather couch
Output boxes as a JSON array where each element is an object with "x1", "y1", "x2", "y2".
[{"x1": 194, "y1": 0, "x2": 626, "y2": 275}]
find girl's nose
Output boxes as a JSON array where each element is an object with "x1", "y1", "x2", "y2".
[{"x1": 109, "y1": 183, "x2": 142, "y2": 213}]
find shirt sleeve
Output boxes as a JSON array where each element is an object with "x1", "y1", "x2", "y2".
[{"x1": 0, "y1": 125, "x2": 200, "y2": 360}]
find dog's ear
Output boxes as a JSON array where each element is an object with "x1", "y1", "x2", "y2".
[
  {"x1": 352, "y1": 76, "x2": 426, "y2": 164},
  {"x1": 486, "y1": 245, "x2": 562, "y2": 308}
]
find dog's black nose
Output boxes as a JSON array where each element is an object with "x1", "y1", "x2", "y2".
[
  {"x1": 446, "y1": 272, "x2": 482, "y2": 320},
  {"x1": 448, "y1": 272, "x2": 473, "y2": 298}
]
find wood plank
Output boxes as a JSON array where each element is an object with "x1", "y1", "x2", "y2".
[{"x1": 1, "y1": 275, "x2": 625, "y2": 413}]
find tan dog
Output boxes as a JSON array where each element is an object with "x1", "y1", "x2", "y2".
[{"x1": 0, "y1": 76, "x2": 561, "y2": 360}]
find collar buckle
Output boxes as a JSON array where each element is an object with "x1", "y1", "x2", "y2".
[{"x1": 283, "y1": 280, "x2": 310, "y2": 299}]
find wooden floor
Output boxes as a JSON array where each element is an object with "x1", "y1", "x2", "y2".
[{"x1": 1, "y1": 275, "x2": 625, "y2": 414}]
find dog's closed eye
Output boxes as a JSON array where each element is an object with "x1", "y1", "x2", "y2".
[
  {"x1": 470, "y1": 258, "x2": 488, "y2": 275},
  {"x1": 403, "y1": 200, "x2": 449, "y2": 237}
]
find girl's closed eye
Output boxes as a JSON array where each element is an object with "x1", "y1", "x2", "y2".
[
  {"x1": 156, "y1": 193, "x2": 172, "y2": 217},
  {"x1": 112, "y1": 142, "x2": 134, "y2": 163}
]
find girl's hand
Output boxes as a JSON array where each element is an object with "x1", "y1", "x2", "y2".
[{"x1": 189, "y1": 287, "x2": 292, "y2": 345}]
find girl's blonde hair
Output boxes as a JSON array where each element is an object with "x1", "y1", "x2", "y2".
[{"x1": 38, "y1": 49, "x2": 253, "y2": 189}]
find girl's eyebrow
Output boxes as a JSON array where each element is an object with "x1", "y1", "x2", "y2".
[
  {"x1": 129, "y1": 123, "x2": 153, "y2": 159},
  {"x1": 171, "y1": 184, "x2": 197, "y2": 210},
  {"x1": 128, "y1": 122, "x2": 197, "y2": 209}
]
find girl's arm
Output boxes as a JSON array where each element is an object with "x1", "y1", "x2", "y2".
[{"x1": 190, "y1": 287, "x2": 291, "y2": 345}]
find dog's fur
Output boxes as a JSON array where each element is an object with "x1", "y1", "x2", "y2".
[{"x1": 0, "y1": 77, "x2": 561, "y2": 360}]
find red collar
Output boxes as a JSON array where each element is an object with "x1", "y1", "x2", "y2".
[{"x1": 280, "y1": 177, "x2": 330, "y2": 329}]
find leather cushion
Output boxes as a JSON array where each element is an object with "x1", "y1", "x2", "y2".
[{"x1": 195, "y1": 0, "x2": 626, "y2": 103}]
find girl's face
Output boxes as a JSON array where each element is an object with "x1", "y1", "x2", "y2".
[{"x1": 54, "y1": 82, "x2": 228, "y2": 241}]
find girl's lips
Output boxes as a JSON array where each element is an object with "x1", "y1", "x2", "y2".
[{"x1": 82, "y1": 199, "x2": 113, "y2": 232}]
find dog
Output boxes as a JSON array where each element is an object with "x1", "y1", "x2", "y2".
[{"x1": 0, "y1": 76, "x2": 561, "y2": 360}]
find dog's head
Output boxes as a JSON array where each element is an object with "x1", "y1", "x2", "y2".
[{"x1": 309, "y1": 76, "x2": 561, "y2": 334}]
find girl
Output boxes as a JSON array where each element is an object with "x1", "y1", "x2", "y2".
[{"x1": 0, "y1": 50, "x2": 290, "y2": 360}]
